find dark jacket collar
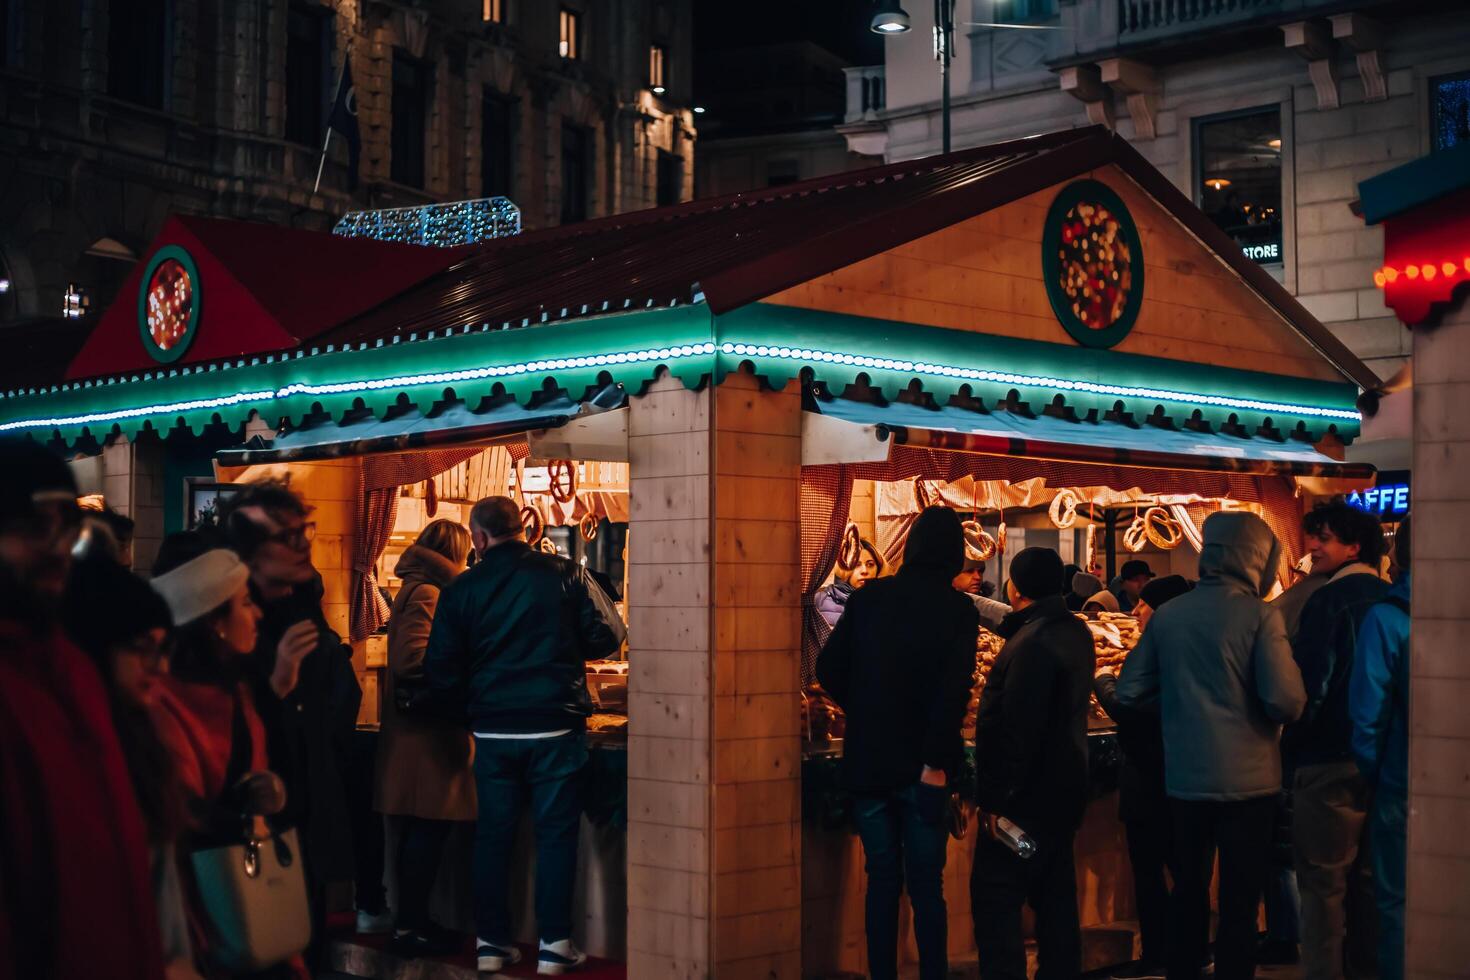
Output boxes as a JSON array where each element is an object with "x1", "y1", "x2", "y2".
[{"x1": 996, "y1": 594, "x2": 1071, "y2": 639}]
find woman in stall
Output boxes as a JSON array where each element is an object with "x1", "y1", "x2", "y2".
[
  {"x1": 815, "y1": 537, "x2": 886, "y2": 627},
  {"x1": 374, "y1": 519, "x2": 477, "y2": 958}
]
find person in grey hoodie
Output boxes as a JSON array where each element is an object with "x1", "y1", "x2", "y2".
[{"x1": 1115, "y1": 511, "x2": 1306, "y2": 980}]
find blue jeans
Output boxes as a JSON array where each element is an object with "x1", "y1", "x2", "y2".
[
  {"x1": 472, "y1": 733, "x2": 587, "y2": 945},
  {"x1": 1370, "y1": 783, "x2": 1406, "y2": 980},
  {"x1": 851, "y1": 783, "x2": 951, "y2": 980}
]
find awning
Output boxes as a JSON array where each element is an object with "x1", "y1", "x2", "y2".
[
  {"x1": 804, "y1": 395, "x2": 1374, "y2": 479},
  {"x1": 216, "y1": 385, "x2": 626, "y2": 467}
]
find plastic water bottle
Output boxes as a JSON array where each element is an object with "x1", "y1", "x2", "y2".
[{"x1": 996, "y1": 816, "x2": 1038, "y2": 859}]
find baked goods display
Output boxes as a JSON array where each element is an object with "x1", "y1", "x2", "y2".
[
  {"x1": 802, "y1": 684, "x2": 846, "y2": 744},
  {"x1": 961, "y1": 630, "x2": 1005, "y2": 740},
  {"x1": 586, "y1": 660, "x2": 628, "y2": 712},
  {"x1": 588, "y1": 712, "x2": 628, "y2": 735}
]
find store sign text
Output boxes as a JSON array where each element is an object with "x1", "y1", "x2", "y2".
[
  {"x1": 1347, "y1": 483, "x2": 1410, "y2": 518},
  {"x1": 1242, "y1": 241, "x2": 1281, "y2": 261}
]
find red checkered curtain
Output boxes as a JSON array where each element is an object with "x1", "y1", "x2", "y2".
[{"x1": 800, "y1": 464, "x2": 853, "y2": 683}]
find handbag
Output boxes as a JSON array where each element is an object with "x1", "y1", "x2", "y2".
[
  {"x1": 190, "y1": 827, "x2": 311, "y2": 971},
  {"x1": 188, "y1": 689, "x2": 310, "y2": 972}
]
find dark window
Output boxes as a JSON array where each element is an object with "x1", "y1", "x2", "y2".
[
  {"x1": 482, "y1": 89, "x2": 516, "y2": 199},
  {"x1": 559, "y1": 8, "x2": 580, "y2": 60},
  {"x1": 656, "y1": 149, "x2": 681, "y2": 206},
  {"x1": 649, "y1": 44, "x2": 666, "y2": 93},
  {"x1": 1195, "y1": 108, "x2": 1283, "y2": 264},
  {"x1": 483, "y1": 0, "x2": 504, "y2": 22},
  {"x1": 561, "y1": 123, "x2": 590, "y2": 223},
  {"x1": 108, "y1": 0, "x2": 167, "y2": 108},
  {"x1": 767, "y1": 159, "x2": 799, "y2": 187},
  {"x1": 285, "y1": 3, "x2": 331, "y2": 147},
  {"x1": 994, "y1": 0, "x2": 1058, "y2": 23},
  {"x1": 1432, "y1": 70, "x2": 1470, "y2": 152},
  {"x1": 391, "y1": 51, "x2": 430, "y2": 188}
]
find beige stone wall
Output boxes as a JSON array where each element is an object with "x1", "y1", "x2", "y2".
[{"x1": 1407, "y1": 291, "x2": 1470, "y2": 976}]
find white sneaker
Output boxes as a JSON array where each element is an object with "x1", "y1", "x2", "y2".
[
  {"x1": 537, "y1": 938, "x2": 588, "y2": 975},
  {"x1": 356, "y1": 908, "x2": 394, "y2": 935},
  {"x1": 477, "y1": 940, "x2": 522, "y2": 972}
]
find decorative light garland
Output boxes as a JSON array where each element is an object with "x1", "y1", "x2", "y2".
[
  {"x1": 333, "y1": 197, "x2": 522, "y2": 247},
  {"x1": 0, "y1": 337, "x2": 1357, "y2": 434},
  {"x1": 718, "y1": 342, "x2": 1359, "y2": 420},
  {"x1": 1373, "y1": 257, "x2": 1470, "y2": 287}
]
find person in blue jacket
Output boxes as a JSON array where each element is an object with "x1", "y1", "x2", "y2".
[{"x1": 1348, "y1": 514, "x2": 1411, "y2": 980}]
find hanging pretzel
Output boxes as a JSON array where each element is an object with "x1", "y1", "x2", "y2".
[
  {"x1": 1048, "y1": 489, "x2": 1079, "y2": 529},
  {"x1": 1084, "y1": 523, "x2": 1097, "y2": 572},
  {"x1": 837, "y1": 524, "x2": 863, "y2": 572},
  {"x1": 538, "y1": 536, "x2": 559, "y2": 554},
  {"x1": 1123, "y1": 515, "x2": 1149, "y2": 553},
  {"x1": 1143, "y1": 506, "x2": 1184, "y2": 550},
  {"x1": 996, "y1": 521, "x2": 1007, "y2": 556},
  {"x1": 521, "y1": 505, "x2": 544, "y2": 546},
  {"x1": 579, "y1": 512, "x2": 600, "y2": 541},
  {"x1": 548, "y1": 459, "x2": 577, "y2": 503},
  {"x1": 963, "y1": 520, "x2": 997, "y2": 562}
]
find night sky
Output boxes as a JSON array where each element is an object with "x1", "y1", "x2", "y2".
[{"x1": 693, "y1": 1, "x2": 883, "y2": 66}]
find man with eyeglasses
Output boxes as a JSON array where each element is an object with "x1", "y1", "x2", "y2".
[
  {"x1": 0, "y1": 437, "x2": 167, "y2": 980},
  {"x1": 215, "y1": 481, "x2": 365, "y2": 962}
]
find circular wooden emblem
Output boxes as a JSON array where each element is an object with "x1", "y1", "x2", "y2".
[
  {"x1": 138, "y1": 245, "x2": 202, "y2": 363},
  {"x1": 1043, "y1": 180, "x2": 1145, "y2": 349}
]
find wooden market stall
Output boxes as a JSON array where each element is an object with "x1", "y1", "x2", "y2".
[{"x1": 3, "y1": 126, "x2": 1379, "y2": 979}]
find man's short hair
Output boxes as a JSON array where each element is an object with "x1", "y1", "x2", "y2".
[
  {"x1": 214, "y1": 480, "x2": 311, "y2": 559},
  {"x1": 1302, "y1": 500, "x2": 1387, "y2": 567},
  {"x1": 470, "y1": 496, "x2": 524, "y2": 539}
]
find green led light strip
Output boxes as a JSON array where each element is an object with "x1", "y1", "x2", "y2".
[
  {"x1": 0, "y1": 337, "x2": 1357, "y2": 434},
  {"x1": 719, "y1": 343, "x2": 1360, "y2": 421}
]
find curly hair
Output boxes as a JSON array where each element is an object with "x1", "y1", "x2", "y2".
[{"x1": 1302, "y1": 500, "x2": 1387, "y2": 568}]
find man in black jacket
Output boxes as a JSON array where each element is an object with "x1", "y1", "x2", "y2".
[
  {"x1": 972, "y1": 547, "x2": 1095, "y2": 980},
  {"x1": 424, "y1": 496, "x2": 621, "y2": 976},
  {"x1": 1284, "y1": 501, "x2": 1389, "y2": 980},
  {"x1": 817, "y1": 507, "x2": 978, "y2": 980}
]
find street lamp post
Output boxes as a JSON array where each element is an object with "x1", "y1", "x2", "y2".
[{"x1": 871, "y1": 0, "x2": 956, "y2": 154}]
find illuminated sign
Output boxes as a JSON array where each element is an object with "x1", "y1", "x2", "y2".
[
  {"x1": 1242, "y1": 241, "x2": 1281, "y2": 261},
  {"x1": 1348, "y1": 482, "x2": 1410, "y2": 518}
]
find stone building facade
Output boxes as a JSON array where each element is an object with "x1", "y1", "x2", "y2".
[
  {"x1": 838, "y1": 0, "x2": 1470, "y2": 381},
  {"x1": 0, "y1": 0, "x2": 696, "y2": 331}
]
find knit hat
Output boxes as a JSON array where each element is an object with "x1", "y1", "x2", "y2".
[
  {"x1": 1009, "y1": 547, "x2": 1065, "y2": 600},
  {"x1": 151, "y1": 549, "x2": 250, "y2": 627},
  {"x1": 1071, "y1": 571, "x2": 1105, "y2": 600},
  {"x1": 902, "y1": 507, "x2": 965, "y2": 579},
  {"x1": 1140, "y1": 574, "x2": 1193, "y2": 610},
  {"x1": 1082, "y1": 588, "x2": 1121, "y2": 613},
  {"x1": 0, "y1": 437, "x2": 77, "y2": 523},
  {"x1": 65, "y1": 554, "x2": 173, "y2": 660}
]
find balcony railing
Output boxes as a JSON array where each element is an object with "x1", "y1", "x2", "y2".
[
  {"x1": 1048, "y1": 0, "x2": 1340, "y2": 63},
  {"x1": 844, "y1": 65, "x2": 886, "y2": 124}
]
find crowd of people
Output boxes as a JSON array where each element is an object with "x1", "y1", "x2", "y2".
[
  {"x1": 0, "y1": 429, "x2": 1413, "y2": 980},
  {"x1": 0, "y1": 440, "x2": 623, "y2": 979},
  {"x1": 817, "y1": 499, "x2": 1411, "y2": 980}
]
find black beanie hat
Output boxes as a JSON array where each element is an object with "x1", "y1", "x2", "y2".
[
  {"x1": 902, "y1": 506, "x2": 965, "y2": 579},
  {"x1": 64, "y1": 554, "x2": 174, "y2": 662},
  {"x1": 1140, "y1": 574, "x2": 1193, "y2": 610},
  {"x1": 1008, "y1": 546, "x2": 1065, "y2": 600},
  {"x1": 0, "y1": 437, "x2": 76, "y2": 524}
]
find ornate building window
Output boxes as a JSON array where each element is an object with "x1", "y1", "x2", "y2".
[
  {"x1": 559, "y1": 8, "x2": 581, "y2": 60},
  {"x1": 1195, "y1": 108, "x2": 1283, "y2": 265},
  {"x1": 108, "y1": 0, "x2": 167, "y2": 109},
  {"x1": 561, "y1": 123, "x2": 590, "y2": 223},
  {"x1": 285, "y1": 3, "x2": 332, "y2": 147},
  {"x1": 391, "y1": 51, "x2": 430, "y2": 189},
  {"x1": 482, "y1": 89, "x2": 516, "y2": 199},
  {"x1": 1432, "y1": 70, "x2": 1470, "y2": 152}
]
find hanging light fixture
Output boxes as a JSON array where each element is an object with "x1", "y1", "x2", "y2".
[
  {"x1": 871, "y1": 1, "x2": 912, "y2": 34},
  {"x1": 1204, "y1": 177, "x2": 1232, "y2": 191}
]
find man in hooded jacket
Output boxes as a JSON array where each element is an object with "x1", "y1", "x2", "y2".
[
  {"x1": 971, "y1": 546, "x2": 1095, "y2": 980},
  {"x1": 1116, "y1": 511, "x2": 1306, "y2": 980},
  {"x1": 817, "y1": 507, "x2": 979, "y2": 980}
]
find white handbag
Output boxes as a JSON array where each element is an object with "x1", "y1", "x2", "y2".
[{"x1": 190, "y1": 826, "x2": 311, "y2": 972}]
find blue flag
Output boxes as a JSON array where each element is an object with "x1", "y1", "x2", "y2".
[{"x1": 326, "y1": 55, "x2": 361, "y2": 189}]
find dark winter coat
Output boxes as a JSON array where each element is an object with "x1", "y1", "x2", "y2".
[
  {"x1": 816, "y1": 508, "x2": 979, "y2": 794},
  {"x1": 250, "y1": 576, "x2": 363, "y2": 885},
  {"x1": 1284, "y1": 563, "x2": 1390, "y2": 768},
  {"x1": 423, "y1": 540, "x2": 622, "y2": 733},
  {"x1": 973, "y1": 595, "x2": 1095, "y2": 832},
  {"x1": 1093, "y1": 670, "x2": 1165, "y2": 823}
]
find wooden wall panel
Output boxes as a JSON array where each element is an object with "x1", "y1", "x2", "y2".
[{"x1": 764, "y1": 164, "x2": 1342, "y2": 383}]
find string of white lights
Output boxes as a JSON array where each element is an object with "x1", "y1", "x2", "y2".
[{"x1": 0, "y1": 338, "x2": 1357, "y2": 433}]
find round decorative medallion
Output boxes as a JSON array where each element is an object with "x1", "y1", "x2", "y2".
[
  {"x1": 137, "y1": 245, "x2": 202, "y2": 363},
  {"x1": 1042, "y1": 180, "x2": 1145, "y2": 349}
]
